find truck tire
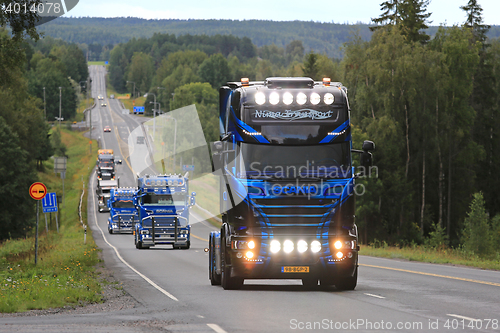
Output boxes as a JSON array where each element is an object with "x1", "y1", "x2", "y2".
[
  {"x1": 181, "y1": 241, "x2": 190, "y2": 250},
  {"x1": 335, "y1": 267, "x2": 358, "y2": 291},
  {"x1": 221, "y1": 238, "x2": 243, "y2": 290},
  {"x1": 135, "y1": 234, "x2": 143, "y2": 249},
  {"x1": 108, "y1": 228, "x2": 113, "y2": 234},
  {"x1": 209, "y1": 235, "x2": 221, "y2": 285}
]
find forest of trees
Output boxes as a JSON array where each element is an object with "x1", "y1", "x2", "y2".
[
  {"x1": 105, "y1": 0, "x2": 500, "y2": 255},
  {"x1": 0, "y1": 11, "x2": 87, "y2": 240},
  {"x1": 39, "y1": 17, "x2": 500, "y2": 62}
]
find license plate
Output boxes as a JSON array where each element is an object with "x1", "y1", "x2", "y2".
[{"x1": 281, "y1": 266, "x2": 309, "y2": 273}]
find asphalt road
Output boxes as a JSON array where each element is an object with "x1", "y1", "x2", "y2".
[{"x1": 1, "y1": 66, "x2": 499, "y2": 333}]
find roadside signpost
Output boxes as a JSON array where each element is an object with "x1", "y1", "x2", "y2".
[
  {"x1": 29, "y1": 182, "x2": 47, "y2": 265},
  {"x1": 54, "y1": 156, "x2": 67, "y2": 207},
  {"x1": 42, "y1": 192, "x2": 59, "y2": 232}
]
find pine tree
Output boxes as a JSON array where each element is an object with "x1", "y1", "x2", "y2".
[
  {"x1": 371, "y1": 0, "x2": 431, "y2": 43},
  {"x1": 371, "y1": 0, "x2": 401, "y2": 30},
  {"x1": 399, "y1": 0, "x2": 431, "y2": 43},
  {"x1": 461, "y1": 0, "x2": 490, "y2": 45}
]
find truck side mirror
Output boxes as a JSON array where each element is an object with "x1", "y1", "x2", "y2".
[
  {"x1": 210, "y1": 141, "x2": 223, "y2": 172},
  {"x1": 360, "y1": 140, "x2": 375, "y2": 171},
  {"x1": 360, "y1": 151, "x2": 373, "y2": 169},
  {"x1": 362, "y1": 140, "x2": 375, "y2": 152}
]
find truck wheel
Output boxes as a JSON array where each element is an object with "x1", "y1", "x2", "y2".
[
  {"x1": 302, "y1": 277, "x2": 318, "y2": 289},
  {"x1": 108, "y1": 228, "x2": 113, "y2": 234},
  {"x1": 335, "y1": 267, "x2": 358, "y2": 291},
  {"x1": 209, "y1": 236, "x2": 221, "y2": 285},
  {"x1": 221, "y1": 238, "x2": 243, "y2": 290},
  {"x1": 181, "y1": 241, "x2": 190, "y2": 250},
  {"x1": 135, "y1": 234, "x2": 143, "y2": 249}
]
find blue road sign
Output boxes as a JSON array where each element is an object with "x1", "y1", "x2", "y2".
[
  {"x1": 105, "y1": 61, "x2": 109, "y2": 65},
  {"x1": 42, "y1": 192, "x2": 58, "y2": 213},
  {"x1": 182, "y1": 165, "x2": 195, "y2": 171}
]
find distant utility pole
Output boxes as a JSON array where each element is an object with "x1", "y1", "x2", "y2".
[
  {"x1": 59, "y1": 87, "x2": 62, "y2": 127},
  {"x1": 43, "y1": 87, "x2": 46, "y2": 120}
]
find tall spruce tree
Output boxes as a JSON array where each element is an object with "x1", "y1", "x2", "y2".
[
  {"x1": 371, "y1": 0, "x2": 431, "y2": 43},
  {"x1": 462, "y1": 1, "x2": 500, "y2": 219},
  {"x1": 371, "y1": 0, "x2": 402, "y2": 30},
  {"x1": 461, "y1": 0, "x2": 490, "y2": 45}
]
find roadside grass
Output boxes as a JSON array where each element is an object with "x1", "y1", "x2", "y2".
[
  {"x1": 0, "y1": 128, "x2": 102, "y2": 313},
  {"x1": 361, "y1": 244, "x2": 500, "y2": 271},
  {"x1": 88, "y1": 61, "x2": 107, "y2": 66}
]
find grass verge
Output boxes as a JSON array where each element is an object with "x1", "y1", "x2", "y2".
[
  {"x1": 0, "y1": 128, "x2": 102, "y2": 313},
  {"x1": 361, "y1": 244, "x2": 500, "y2": 271}
]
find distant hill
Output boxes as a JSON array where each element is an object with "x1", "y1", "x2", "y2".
[{"x1": 38, "y1": 17, "x2": 500, "y2": 59}]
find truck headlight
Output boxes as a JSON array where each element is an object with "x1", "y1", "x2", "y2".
[
  {"x1": 270, "y1": 240, "x2": 280, "y2": 253},
  {"x1": 334, "y1": 240, "x2": 343, "y2": 250},
  {"x1": 140, "y1": 230, "x2": 149, "y2": 235},
  {"x1": 297, "y1": 240, "x2": 308, "y2": 253},
  {"x1": 283, "y1": 240, "x2": 294, "y2": 253},
  {"x1": 311, "y1": 240, "x2": 321, "y2": 253}
]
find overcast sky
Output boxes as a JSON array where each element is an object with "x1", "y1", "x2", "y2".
[{"x1": 64, "y1": 0, "x2": 500, "y2": 26}]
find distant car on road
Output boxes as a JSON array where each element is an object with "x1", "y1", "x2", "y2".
[
  {"x1": 137, "y1": 136, "x2": 145, "y2": 144},
  {"x1": 101, "y1": 103, "x2": 107, "y2": 107},
  {"x1": 98, "y1": 95, "x2": 103, "y2": 100},
  {"x1": 110, "y1": 94, "x2": 115, "y2": 99},
  {"x1": 104, "y1": 126, "x2": 111, "y2": 132}
]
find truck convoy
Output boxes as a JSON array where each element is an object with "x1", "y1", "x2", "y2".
[
  {"x1": 134, "y1": 173, "x2": 196, "y2": 249},
  {"x1": 208, "y1": 77, "x2": 374, "y2": 290},
  {"x1": 107, "y1": 187, "x2": 138, "y2": 234}
]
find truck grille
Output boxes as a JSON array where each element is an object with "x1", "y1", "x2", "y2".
[{"x1": 252, "y1": 197, "x2": 337, "y2": 227}]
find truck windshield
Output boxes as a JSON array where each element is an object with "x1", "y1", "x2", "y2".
[
  {"x1": 112, "y1": 200, "x2": 135, "y2": 208},
  {"x1": 98, "y1": 161, "x2": 114, "y2": 168},
  {"x1": 141, "y1": 193, "x2": 186, "y2": 206},
  {"x1": 239, "y1": 142, "x2": 351, "y2": 179}
]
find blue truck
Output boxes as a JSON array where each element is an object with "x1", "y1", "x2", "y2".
[
  {"x1": 107, "y1": 187, "x2": 138, "y2": 234},
  {"x1": 134, "y1": 174, "x2": 196, "y2": 249},
  {"x1": 208, "y1": 77, "x2": 375, "y2": 290}
]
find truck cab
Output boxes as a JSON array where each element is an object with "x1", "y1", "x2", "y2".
[
  {"x1": 208, "y1": 77, "x2": 374, "y2": 290},
  {"x1": 134, "y1": 174, "x2": 196, "y2": 249},
  {"x1": 97, "y1": 152, "x2": 115, "y2": 181},
  {"x1": 96, "y1": 179, "x2": 119, "y2": 213},
  {"x1": 107, "y1": 187, "x2": 138, "y2": 234}
]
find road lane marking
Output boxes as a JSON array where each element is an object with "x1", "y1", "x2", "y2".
[
  {"x1": 114, "y1": 124, "x2": 135, "y2": 175},
  {"x1": 207, "y1": 324, "x2": 228, "y2": 333},
  {"x1": 192, "y1": 234, "x2": 208, "y2": 242},
  {"x1": 447, "y1": 314, "x2": 481, "y2": 321},
  {"x1": 364, "y1": 293, "x2": 385, "y2": 299},
  {"x1": 90, "y1": 174, "x2": 179, "y2": 302},
  {"x1": 360, "y1": 264, "x2": 500, "y2": 287}
]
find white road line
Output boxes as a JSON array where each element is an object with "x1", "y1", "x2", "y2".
[
  {"x1": 364, "y1": 293, "x2": 386, "y2": 299},
  {"x1": 447, "y1": 314, "x2": 481, "y2": 321},
  {"x1": 207, "y1": 323, "x2": 228, "y2": 333},
  {"x1": 90, "y1": 173, "x2": 179, "y2": 302}
]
